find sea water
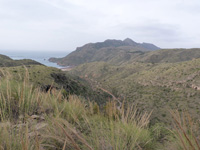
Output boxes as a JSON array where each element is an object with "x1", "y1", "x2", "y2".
[{"x1": 0, "y1": 51, "x2": 69, "y2": 68}]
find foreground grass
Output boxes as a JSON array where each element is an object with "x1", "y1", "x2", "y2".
[
  {"x1": 0, "y1": 72, "x2": 159, "y2": 150},
  {"x1": 169, "y1": 110, "x2": 200, "y2": 150}
]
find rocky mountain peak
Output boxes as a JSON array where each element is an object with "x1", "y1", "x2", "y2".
[{"x1": 123, "y1": 38, "x2": 137, "y2": 46}]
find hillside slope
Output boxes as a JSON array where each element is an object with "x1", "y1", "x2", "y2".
[
  {"x1": 70, "y1": 57, "x2": 200, "y2": 124},
  {"x1": 0, "y1": 53, "x2": 111, "y2": 104},
  {"x1": 49, "y1": 38, "x2": 160, "y2": 66},
  {"x1": 138, "y1": 48, "x2": 200, "y2": 63},
  {"x1": 1, "y1": 64, "x2": 111, "y2": 105}
]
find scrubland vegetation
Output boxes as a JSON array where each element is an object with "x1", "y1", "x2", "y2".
[
  {"x1": 71, "y1": 58, "x2": 200, "y2": 125},
  {"x1": 0, "y1": 68, "x2": 199, "y2": 150},
  {"x1": 1, "y1": 46, "x2": 200, "y2": 149}
]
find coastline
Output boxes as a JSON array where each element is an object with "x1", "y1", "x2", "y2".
[{"x1": 60, "y1": 66, "x2": 74, "y2": 71}]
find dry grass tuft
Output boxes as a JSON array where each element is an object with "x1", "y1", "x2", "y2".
[{"x1": 170, "y1": 110, "x2": 200, "y2": 150}]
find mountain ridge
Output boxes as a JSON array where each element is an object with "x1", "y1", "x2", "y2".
[{"x1": 49, "y1": 38, "x2": 160, "y2": 66}]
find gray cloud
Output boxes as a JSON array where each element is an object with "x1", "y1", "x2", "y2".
[
  {"x1": 119, "y1": 21, "x2": 184, "y2": 46},
  {"x1": 0, "y1": 0, "x2": 200, "y2": 51}
]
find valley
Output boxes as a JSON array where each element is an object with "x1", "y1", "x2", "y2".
[{"x1": 1, "y1": 39, "x2": 200, "y2": 149}]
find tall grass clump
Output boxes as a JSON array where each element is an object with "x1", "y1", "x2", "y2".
[
  {"x1": 0, "y1": 121, "x2": 42, "y2": 150},
  {"x1": 0, "y1": 70, "x2": 43, "y2": 121},
  {"x1": 170, "y1": 110, "x2": 200, "y2": 150},
  {"x1": 43, "y1": 100, "x2": 156, "y2": 150}
]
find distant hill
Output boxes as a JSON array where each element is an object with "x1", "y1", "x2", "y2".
[
  {"x1": 49, "y1": 38, "x2": 160, "y2": 66},
  {"x1": 0, "y1": 54, "x2": 42, "y2": 67}
]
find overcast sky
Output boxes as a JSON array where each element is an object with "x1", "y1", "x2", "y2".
[{"x1": 0, "y1": 0, "x2": 200, "y2": 52}]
